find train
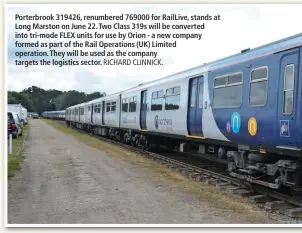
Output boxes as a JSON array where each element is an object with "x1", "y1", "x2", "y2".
[{"x1": 42, "y1": 33, "x2": 302, "y2": 194}]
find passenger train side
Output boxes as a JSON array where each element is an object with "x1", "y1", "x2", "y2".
[{"x1": 43, "y1": 33, "x2": 302, "y2": 193}]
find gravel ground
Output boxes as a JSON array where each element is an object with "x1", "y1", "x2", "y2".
[{"x1": 7, "y1": 120, "x2": 298, "y2": 224}]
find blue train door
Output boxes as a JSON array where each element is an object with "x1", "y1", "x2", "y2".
[
  {"x1": 188, "y1": 76, "x2": 204, "y2": 137},
  {"x1": 140, "y1": 90, "x2": 147, "y2": 130},
  {"x1": 277, "y1": 49, "x2": 299, "y2": 149}
]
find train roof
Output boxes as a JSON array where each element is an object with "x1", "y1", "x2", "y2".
[
  {"x1": 87, "y1": 92, "x2": 122, "y2": 104},
  {"x1": 66, "y1": 102, "x2": 85, "y2": 109},
  {"x1": 208, "y1": 32, "x2": 302, "y2": 71}
]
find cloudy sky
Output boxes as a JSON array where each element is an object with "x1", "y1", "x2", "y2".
[{"x1": 5, "y1": 4, "x2": 302, "y2": 95}]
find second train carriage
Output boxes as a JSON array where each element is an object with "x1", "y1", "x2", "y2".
[{"x1": 44, "y1": 33, "x2": 302, "y2": 192}]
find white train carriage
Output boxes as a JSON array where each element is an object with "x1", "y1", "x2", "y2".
[
  {"x1": 67, "y1": 103, "x2": 83, "y2": 126},
  {"x1": 119, "y1": 76, "x2": 189, "y2": 137},
  {"x1": 144, "y1": 76, "x2": 189, "y2": 137},
  {"x1": 80, "y1": 98, "x2": 103, "y2": 133}
]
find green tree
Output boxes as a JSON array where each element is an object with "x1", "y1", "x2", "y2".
[{"x1": 8, "y1": 86, "x2": 106, "y2": 114}]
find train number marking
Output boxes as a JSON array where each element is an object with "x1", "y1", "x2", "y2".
[
  {"x1": 231, "y1": 112, "x2": 241, "y2": 134},
  {"x1": 280, "y1": 120, "x2": 290, "y2": 137},
  {"x1": 248, "y1": 117, "x2": 257, "y2": 136}
]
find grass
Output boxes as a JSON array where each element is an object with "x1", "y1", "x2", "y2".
[
  {"x1": 7, "y1": 123, "x2": 29, "y2": 178},
  {"x1": 43, "y1": 119, "x2": 277, "y2": 223}
]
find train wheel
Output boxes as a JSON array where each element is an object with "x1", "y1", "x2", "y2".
[{"x1": 143, "y1": 139, "x2": 151, "y2": 151}]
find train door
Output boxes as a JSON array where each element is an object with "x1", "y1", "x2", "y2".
[
  {"x1": 78, "y1": 108, "x2": 81, "y2": 122},
  {"x1": 91, "y1": 104, "x2": 94, "y2": 124},
  {"x1": 102, "y1": 101, "x2": 105, "y2": 125},
  {"x1": 140, "y1": 90, "x2": 147, "y2": 130},
  {"x1": 80, "y1": 107, "x2": 82, "y2": 122},
  {"x1": 119, "y1": 94, "x2": 122, "y2": 127},
  {"x1": 187, "y1": 76, "x2": 204, "y2": 137},
  {"x1": 277, "y1": 50, "x2": 299, "y2": 148}
]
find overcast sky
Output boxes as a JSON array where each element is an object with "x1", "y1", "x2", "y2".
[{"x1": 5, "y1": 4, "x2": 302, "y2": 95}]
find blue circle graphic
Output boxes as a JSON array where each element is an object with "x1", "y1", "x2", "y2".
[{"x1": 231, "y1": 112, "x2": 241, "y2": 134}]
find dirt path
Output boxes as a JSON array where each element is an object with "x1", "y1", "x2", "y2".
[{"x1": 8, "y1": 120, "x2": 285, "y2": 224}]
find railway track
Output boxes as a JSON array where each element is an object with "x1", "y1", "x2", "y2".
[{"x1": 49, "y1": 119, "x2": 302, "y2": 218}]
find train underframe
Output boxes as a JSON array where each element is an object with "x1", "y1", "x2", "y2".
[{"x1": 66, "y1": 120, "x2": 302, "y2": 196}]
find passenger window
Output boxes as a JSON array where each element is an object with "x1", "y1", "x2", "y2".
[
  {"x1": 111, "y1": 101, "x2": 116, "y2": 112},
  {"x1": 165, "y1": 86, "x2": 180, "y2": 110},
  {"x1": 198, "y1": 83, "x2": 204, "y2": 109},
  {"x1": 249, "y1": 67, "x2": 268, "y2": 106},
  {"x1": 106, "y1": 102, "x2": 110, "y2": 112},
  {"x1": 214, "y1": 76, "x2": 227, "y2": 87},
  {"x1": 213, "y1": 73, "x2": 243, "y2": 108},
  {"x1": 190, "y1": 85, "x2": 196, "y2": 107},
  {"x1": 151, "y1": 91, "x2": 163, "y2": 111},
  {"x1": 283, "y1": 64, "x2": 295, "y2": 115},
  {"x1": 122, "y1": 98, "x2": 129, "y2": 112},
  {"x1": 228, "y1": 73, "x2": 242, "y2": 84},
  {"x1": 129, "y1": 96, "x2": 137, "y2": 112}
]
